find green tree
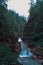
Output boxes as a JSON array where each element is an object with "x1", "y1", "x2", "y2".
[
  {"x1": 0, "y1": 5, "x2": 23, "y2": 64},
  {"x1": 0, "y1": 0, "x2": 9, "y2": 8},
  {"x1": 0, "y1": 0, "x2": 25, "y2": 65},
  {"x1": 24, "y1": 1, "x2": 43, "y2": 45},
  {"x1": 23, "y1": 0, "x2": 43, "y2": 48}
]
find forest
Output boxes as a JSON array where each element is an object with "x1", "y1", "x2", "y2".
[
  {"x1": 23, "y1": 0, "x2": 43, "y2": 64},
  {"x1": 0, "y1": 0, "x2": 43, "y2": 65},
  {"x1": 0, "y1": 0, "x2": 26, "y2": 65}
]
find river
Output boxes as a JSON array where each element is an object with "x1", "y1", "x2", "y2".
[{"x1": 18, "y1": 38, "x2": 41, "y2": 65}]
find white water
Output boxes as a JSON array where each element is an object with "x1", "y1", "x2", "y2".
[
  {"x1": 18, "y1": 38, "x2": 33, "y2": 57},
  {"x1": 18, "y1": 38, "x2": 41, "y2": 65}
]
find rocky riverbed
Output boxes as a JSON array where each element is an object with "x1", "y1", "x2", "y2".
[
  {"x1": 18, "y1": 38, "x2": 41, "y2": 65},
  {"x1": 18, "y1": 57, "x2": 41, "y2": 65}
]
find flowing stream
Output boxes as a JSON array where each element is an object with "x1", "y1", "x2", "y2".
[{"x1": 18, "y1": 38, "x2": 41, "y2": 65}]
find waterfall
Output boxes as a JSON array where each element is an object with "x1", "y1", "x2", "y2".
[
  {"x1": 18, "y1": 38, "x2": 41, "y2": 65},
  {"x1": 18, "y1": 38, "x2": 33, "y2": 57}
]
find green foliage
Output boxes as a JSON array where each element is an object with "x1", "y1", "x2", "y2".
[
  {"x1": 0, "y1": 0, "x2": 8, "y2": 3},
  {"x1": 23, "y1": 0, "x2": 43, "y2": 48},
  {"x1": 36, "y1": 39, "x2": 43, "y2": 48},
  {"x1": 0, "y1": 1, "x2": 25, "y2": 65},
  {"x1": 0, "y1": 43, "x2": 22, "y2": 65},
  {"x1": 0, "y1": 43, "x2": 18, "y2": 61},
  {"x1": 0, "y1": 0, "x2": 8, "y2": 8},
  {"x1": 8, "y1": 10, "x2": 26, "y2": 36},
  {"x1": 0, "y1": 5, "x2": 26, "y2": 37}
]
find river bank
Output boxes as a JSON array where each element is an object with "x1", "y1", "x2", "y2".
[
  {"x1": 18, "y1": 57, "x2": 41, "y2": 65},
  {"x1": 18, "y1": 38, "x2": 41, "y2": 65}
]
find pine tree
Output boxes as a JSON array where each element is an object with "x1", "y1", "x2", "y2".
[
  {"x1": 0, "y1": 0, "x2": 23, "y2": 65},
  {"x1": 23, "y1": 0, "x2": 43, "y2": 60}
]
